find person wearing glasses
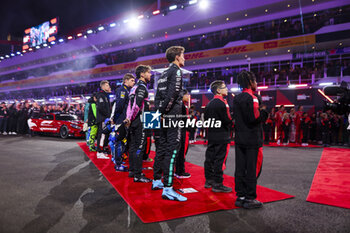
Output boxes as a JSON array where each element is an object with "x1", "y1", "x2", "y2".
[{"x1": 204, "y1": 80, "x2": 233, "y2": 193}]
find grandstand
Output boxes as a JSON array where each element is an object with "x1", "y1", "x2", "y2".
[{"x1": 0, "y1": 0, "x2": 349, "y2": 110}]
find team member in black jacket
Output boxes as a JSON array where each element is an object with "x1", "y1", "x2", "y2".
[
  {"x1": 233, "y1": 71, "x2": 268, "y2": 209},
  {"x1": 204, "y1": 80, "x2": 233, "y2": 192},
  {"x1": 96, "y1": 80, "x2": 112, "y2": 159},
  {"x1": 8, "y1": 103, "x2": 18, "y2": 135},
  {"x1": 153, "y1": 46, "x2": 187, "y2": 202},
  {"x1": 125, "y1": 65, "x2": 152, "y2": 183},
  {"x1": 0, "y1": 102, "x2": 8, "y2": 135}
]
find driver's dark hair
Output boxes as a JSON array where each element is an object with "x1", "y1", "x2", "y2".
[
  {"x1": 210, "y1": 80, "x2": 225, "y2": 95},
  {"x1": 135, "y1": 65, "x2": 151, "y2": 79},
  {"x1": 166, "y1": 46, "x2": 185, "y2": 63},
  {"x1": 237, "y1": 70, "x2": 256, "y2": 89}
]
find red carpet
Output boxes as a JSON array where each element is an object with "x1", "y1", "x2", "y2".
[
  {"x1": 191, "y1": 141, "x2": 235, "y2": 146},
  {"x1": 265, "y1": 142, "x2": 322, "y2": 148},
  {"x1": 78, "y1": 142, "x2": 294, "y2": 223},
  {"x1": 192, "y1": 140, "x2": 321, "y2": 148},
  {"x1": 307, "y1": 148, "x2": 350, "y2": 209}
]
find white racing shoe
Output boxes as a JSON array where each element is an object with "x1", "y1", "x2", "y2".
[{"x1": 97, "y1": 152, "x2": 109, "y2": 159}]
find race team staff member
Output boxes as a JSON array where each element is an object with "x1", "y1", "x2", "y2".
[
  {"x1": 96, "y1": 80, "x2": 112, "y2": 159},
  {"x1": 110, "y1": 73, "x2": 135, "y2": 171},
  {"x1": 153, "y1": 46, "x2": 187, "y2": 202},
  {"x1": 204, "y1": 80, "x2": 233, "y2": 193},
  {"x1": 275, "y1": 105, "x2": 285, "y2": 145},
  {"x1": 295, "y1": 106, "x2": 304, "y2": 144},
  {"x1": 125, "y1": 65, "x2": 152, "y2": 183},
  {"x1": 233, "y1": 71, "x2": 268, "y2": 209}
]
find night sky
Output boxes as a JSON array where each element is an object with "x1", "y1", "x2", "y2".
[{"x1": 0, "y1": 0, "x2": 179, "y2": 40}]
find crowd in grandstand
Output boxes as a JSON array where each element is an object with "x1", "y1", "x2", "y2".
[
  {"x1": 1, "y1": 5, "x2": 349, "y2": 83},
  {"x1": 2, "y1": 58, "x2": 350, "y2": 101}
]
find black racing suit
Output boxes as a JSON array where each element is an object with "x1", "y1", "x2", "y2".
[
  {"x1": 153, "y1": 63, "x2": 183, "y2": 187},
  {"x1": 111, "y1": 84, "x2": 130, "y2": 125},
  {"x1": 110, "y1": 84, "x2": 131, "y2": 165},
  {"x1": 233, "y1": 89, "x2": 268, "y2": 200},
  {"x1": 96, "y1": 90, "x2": 111, "y2": 152},
  {"x1": 126, "y1": 80, "x2": 149, "y2": 178}
]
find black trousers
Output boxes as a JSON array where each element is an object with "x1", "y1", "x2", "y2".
[
  {"x1": 204, "y1": 143, "x2": 229, "y2": 184},
  {"x1": 263, "y1": 129, "x2": 270, "y2": 144},
  {"x1": 322, "y1": 130, "x2": 330, "y2": 145},
  {"x1": 153, "y1": 125, "x2": 181, "y2": 187},
  {"x1": 129, "y1": 119, "x2": 146, "y2": 177},
  {"x1": 96, "y1": 122, "x2": 109, "y2": 152},
  {"x1": 235, "y1": 145, "x2": 260, "y2": 200},
  {"x1": 175, "y1": 130, "x2": 189, "y2": 175},
  {"x1": 283, "y1": 126, "x2": 290, "y2": 143},
  {"x1": 302, "y1": 127, "x2": 309, "y2": 143},
  {"x1": 9, "y1": 117, "x2": 18, "y2": 132}
]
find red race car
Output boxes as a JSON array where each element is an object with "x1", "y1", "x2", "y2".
[{"x1": 28, "y1": 113, "x2": 84, "y2": 139}]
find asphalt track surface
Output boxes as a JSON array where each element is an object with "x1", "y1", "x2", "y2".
[{"x1": 0, "y1": 135, "x2": 349, "y2": 233}]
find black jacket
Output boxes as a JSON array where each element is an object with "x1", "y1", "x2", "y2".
[
  {"x1": 155, "y1": 63, "x2": 183, "y2": 115},
  {"x1": 8, "y1": 106, "x2": 18, "y2": 119},
  {"x1": 233, "y1": 89, "x2": 268, "y2": 148},
  {"x1": 0, "y1": 107, "x2": 7, "y2": 118},
  {"x1": 96, "y1": 90, "x2": 111, "y2": 123},
  {"x1": 111, "y1": 84, "x2": 130, "y2": 124},
  {"x1": 88, "y1": 97, "x2": 97, "y2": 126},
  {"x1": 204, "y1": 96, "x2": 233, "y2": 144},
  {"x1": 28, "y1": 107, "x2": 40, "y2": 118}
]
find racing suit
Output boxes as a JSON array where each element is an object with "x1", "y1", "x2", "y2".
[
  {"x1": 233, "y1": 89, "x2": 268, "y2": 200},
  {"x1": 153, "y1": 63, "x2": 184, "y2": 187},
  {"x1": 126, "y1": 80, "x2": 149, "y2": 178},
  {"x1": 96, "y1": 90, "x2": 111, "y2": 153},
  {"x1": 88, "y1": 97, "x2": 98, "y2": 150},
  {"x1": 111, "y1": 84, "x2": 130, "y2": 125},
  {"x1": 110, "y1": 84, "x2": 131, "y2": 165}
]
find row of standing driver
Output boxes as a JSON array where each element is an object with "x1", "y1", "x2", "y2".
[{"x1": 86, "y1": 50, "x2": 266, "y2": 208}]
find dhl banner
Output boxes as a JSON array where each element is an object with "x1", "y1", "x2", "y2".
[{"x1": 0, "y1": 35, "x2": 315, "y2": 89}]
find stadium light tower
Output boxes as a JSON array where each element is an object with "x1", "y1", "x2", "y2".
[
  {"x1": 199, "y1": 0, "x2": 209, "y2": 10},
  {"x1": 128, "y1": 17, "x2": 140, "y2": 31}
]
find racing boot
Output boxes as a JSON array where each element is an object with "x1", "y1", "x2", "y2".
[
  {"x1": 97, "y1": 152, "x2": 109, "y2": 159},
  {"x1": 162, "y1": 187, "x2": 187, "y2": 202},
  {"x1": 134, "y1": 175, "x2": 152, "y2": 183},
  {"x1": 89, "y1": 145, "x2": 97, "y2": 152},
  {"x1": 115, "y1": 164, "x2": 128, "y2": 172},
  {"x1": 152, "y1": 179, "x2": 164, "y2": 190}
]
